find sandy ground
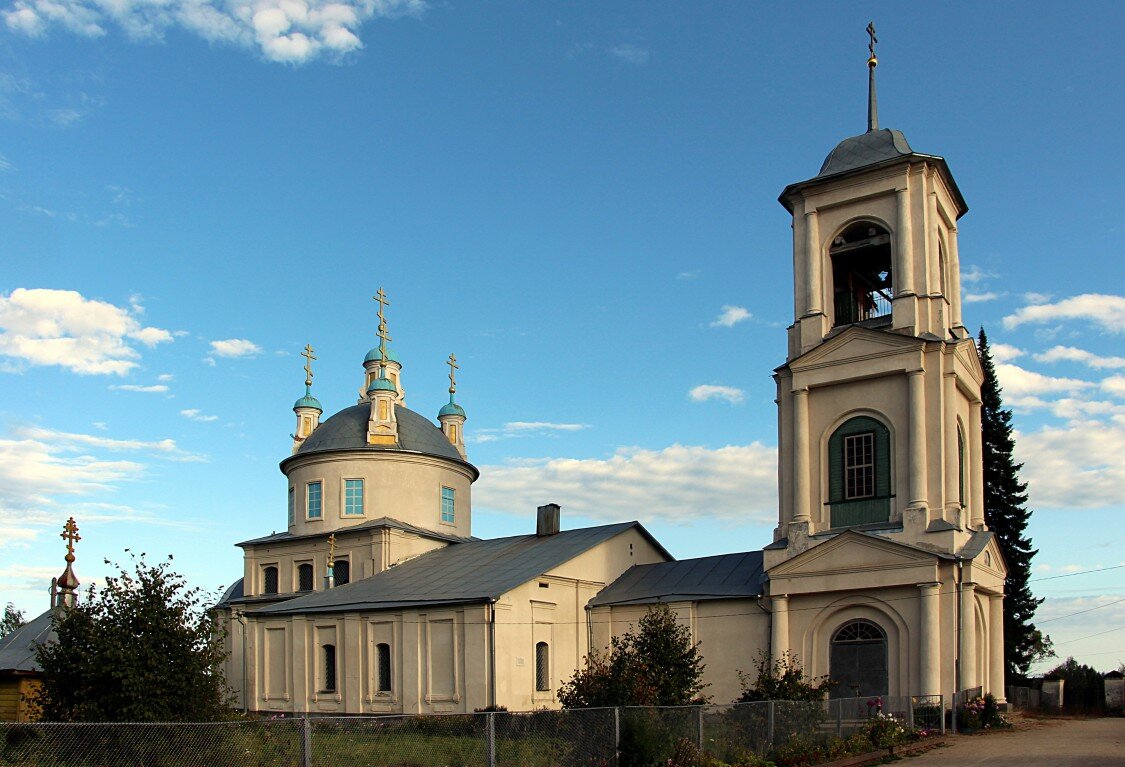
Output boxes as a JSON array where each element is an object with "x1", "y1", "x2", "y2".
[{"x1": 902, "y1": 714, "x2": 1125, "y2": 766}]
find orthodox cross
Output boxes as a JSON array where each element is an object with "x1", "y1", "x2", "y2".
[
  {"x1": 374, "y1": 287, "x2": 392, "y2": 374},
  {"x1": 327, "y1": 533, "x2": 336, "y2": 568},
  {"x1": 866, "y1": 21, "x2": 877, "y2": 62},
  {"x1": 447, "y1": 353, "x2": 459, "y2": 395},
  {"x1": 301, "y1": 344, "x2": 316, "y2": 389},
  {"x1": 61, "y1": 517, "x2": 80, "y2": 563}
]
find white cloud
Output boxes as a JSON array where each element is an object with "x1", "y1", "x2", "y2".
[
  {"x1": 989, "y1": 343, "x2": 1025, "y2": 363},
  {"x1": 109, "y1": 383, "x2": 169, "y2": 393},
  {"x1": 689, "y1": 384, "x2": 745, "y2": 404},
  {"x1": 608, "y1": 43, "x2": 649, "y2": 65},
  {"x1": 1102, "y1": 376, "x2": 1125, "y2": 398},
  {"x1": 181, "y1": 408, "x2": 219, "y2": 422},
  {"x1": 1015, "y1": 416, "x2": 1125, "y2": 509},
  {"x1": 0, "y1": 153, "x2": 12, "y2": 172},
  {"x1": 710, "y1": 305, "x2": 752, "y2": 328},
  {"x1": 1003, "y1": 293, "x2": 1125, "y2": 334},
  {"x1": 964, "y1": 291, "x2": 1001, "y2": 304},
  {"x1": 0, "y1": 288, "x2": 173, "y2": 375},
  {"x1": 475, "y1": 443, "x2": 778, "y2": 525},
  {"x1": 157, "y1": 373, "x2": 174, "y2": 381},
  {"x1": 677, "y1": 271, "x2": 700, "y2": 281},
  {"x1": 3, "y1": 0, "x2": 426, "y2": 65},
  {"x1": 209, "y1": 338, "x2": 262, "y2": 358},
  {"x1": 1034, "y1": 346, "x2": 1125, "y2": 370},
  {"x1": 995, "y1": 363, "x2": 1095, "y2": 400},
  {"x1": 960, "y1": 265, "x2": 997, "y2": 286},
  {"x1": 13, "y1": 425, "x2": 203, "y2": 460},
  {"x1": 470, "y1": 421, "x2": 590, "y2": 443}
]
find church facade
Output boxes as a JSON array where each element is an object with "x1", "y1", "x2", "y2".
[{"x1": 215, "y1": 41, "x2": 1007, "y2": 712}]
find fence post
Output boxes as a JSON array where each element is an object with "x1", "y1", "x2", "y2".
[
  {"x1": 614, "y1": 708, "x2": 621, "y2": 766},
  {"x1": 767, "y1": 701, "x2": 775, "y2": 748},
  {"x1": 301, "y1": 716, "x2": 312, "y2": 767},
  {"x1": 487, "y1": 712, "x2": 496, "y2": 767},
  {"x1": 834, "y1": 699, "x2": 842, "y2": 738},
  {"x1": 907, "y1": 696, "x2": 915, "y2": 729},
  {"x1": 697, "y1": 706, "x2": 704, "y2": 752}
]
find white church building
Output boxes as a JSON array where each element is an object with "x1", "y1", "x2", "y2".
[{"x1": 215, "y1": 38, "x2": 1007, "y2": 713}]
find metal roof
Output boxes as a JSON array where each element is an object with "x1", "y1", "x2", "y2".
[
  {"x1": 589, "y1": 550, "x2": 765, "y2": 608},
  {"x1": 818, "y1": 128, "x2": 913, "y2": 177},
  {"x1": 284, "y1": 403, "x2": 473, "y2": 467},
  {"x1": 0, "y1": 609, "x2": 54, "y2": 673},
  {"x1": 236, "y1": 516, "x2": 475, "y2": 548},
  {"x1": 253, "y1": 522, "x2": 668, "y2": 616}
]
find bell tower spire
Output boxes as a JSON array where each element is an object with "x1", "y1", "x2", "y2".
[{"x1": 866, "y1": 21, "x2": 878, "y2": 132}]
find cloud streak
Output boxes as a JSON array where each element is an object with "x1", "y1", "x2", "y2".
[
  {"x1": 689, "y1": 385, "x2": 745, "y2": 404},
  {"x1": 1004, "y1": 293, "x2": 1125, "y2": 334},
  {"x1": 710, "y1": 305, "x2": 752, "y2": 328},
  {"x1": 3, "y1": 0, "x2": 426, "y2": 65}
]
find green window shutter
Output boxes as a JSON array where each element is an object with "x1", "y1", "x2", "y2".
[
  {"x1": 828, "y1": 431, "x2": 845, "y2": 502},
  {"x1": 874, "y1": 422, "x2": 891, "y2": 497}
]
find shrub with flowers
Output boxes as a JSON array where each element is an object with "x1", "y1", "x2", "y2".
[
  {"x1": 957, "y1": 693, "x2": 1008, "y2": 731},
  {"x1": 866, "y1": 710, "x2": 908, "y2": 749}
]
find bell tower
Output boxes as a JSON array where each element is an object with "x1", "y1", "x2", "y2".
[{"x1": 770, "y1": 25, "x2": 985, "y2": 559}]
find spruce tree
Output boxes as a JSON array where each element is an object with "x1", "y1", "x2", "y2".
[{"x1": 978, "y1": 328, "x2": 1049, "y2": 683}]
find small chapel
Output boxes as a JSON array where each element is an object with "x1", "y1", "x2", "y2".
[{"x1": 213, "y1": 30, "x2": 1008, "y2": 713}]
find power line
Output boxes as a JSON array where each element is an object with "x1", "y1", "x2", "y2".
[
  {"x1": 1053, "y1": 625, "x2": 1125, "y2": 646},
  {"x1": 1037, "y1": 598, "x2": 1125, "y2": 625},
  {"x1": 1030, "y1": 564, "x2": 1125, "y2": 582}
]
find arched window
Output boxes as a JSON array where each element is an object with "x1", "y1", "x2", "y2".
[
  {"x1": 827, "y1": 416, "x2": 892, "y2": 527},
  {"x1": 830, "y1": 222, "x2": 893, "y2": 328},
  {"x1": 333, "y1": 559, "x2": 350, "y2": 587},
  {"x1": 263, "y1": 566, "x2": 279, "y2": 595},
  {"x1": 376, "y1": 643, "x2": 392, "y2": 693},
  {"x1": 322, "y1": 644, "x2": 337, "y2": 693},
  {"x1": 829, "y1": 620, "x2": 887, "y2": 699},
  {"x1": 298, "y1": 563, "x2": 314, "y2": 592},
  {"x1": 535, "y1": 642, "x2": 551, "y2": 692}
]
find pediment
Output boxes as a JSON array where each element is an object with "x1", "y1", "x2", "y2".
[
  {"x1": 953, "y1": 339, "x2": 985, "y2": 384},
  {"x1": 768, "y1": 530, "x2": 937, "y2": 579},
  {"x1": 790, "y1": 327, "x2": 923, "y2": 373}
]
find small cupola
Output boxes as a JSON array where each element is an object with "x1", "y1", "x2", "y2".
[
  {"x1": 437, "y1": 353, "x2": 467, "y2": 459},
  {"x1": 292, "y1": 343, "x2": 323, "y2": 454},
  {"x1": 367, "y1": 287, "x2": 400, "y2": 446},
  {"x1": 54, "y1": 516, "x2": 81, "y2": 609}
]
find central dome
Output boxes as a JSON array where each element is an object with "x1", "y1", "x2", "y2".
[
  {"x1": 818, "y1": 128, "x2": 913, "y2": 178},
  {"x1": 292, "y1": 403, "x2": 465, "y2": 463}
]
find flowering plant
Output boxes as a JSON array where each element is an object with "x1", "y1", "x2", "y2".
[
  {"x1": 865, "y1": 696, "x2": 883, "y2": 713},
  {"x1": 866, "y1": 711, "x2": 907, "y2": 748}
]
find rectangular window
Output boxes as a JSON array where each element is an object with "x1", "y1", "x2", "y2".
[
  {"x1": 307, "y1": 481, "x2": 322, "y2": 519},
  {"x1": 535, "y1": 642, "x2": 551, "y2": 692},
  {"x1": 440, "y1": 486, "x2": 455, "y2": 524},
  {"x1": 344, "y1": 479, "x2": 364, "y2": 516},
  {"x1": 844, "y1": 433, "x2": 875, "y2": 499},
  {"x1": 376, "y1": 643, "x2": 392, "y2": 693},
  {"x1": 287, "y1": 487, "x2": 295, "y2": 526}
]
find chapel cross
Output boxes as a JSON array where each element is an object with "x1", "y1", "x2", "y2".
[
  {"x1": 327, "y1": 533, "x2": 336, "y2": 567},
  {"x1": 374, "y1": 288, "x2": 392, "y2": 368},
  {"x1": 61, "y1": 517, "x2": 81, "y2": 563},
  {"x1": 866, "y1": 22, "x2": 877, "y2": 61},
  {"x1": 447, "y1": 353, "x2": 459, "y2": 395},
  {"x1": 301, "y1": 344, "x2": 317, "y2": 388}
]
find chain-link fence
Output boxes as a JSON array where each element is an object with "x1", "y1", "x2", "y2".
[{"x1": 1, "y1": 696, "x2": 947, "y2": 767}]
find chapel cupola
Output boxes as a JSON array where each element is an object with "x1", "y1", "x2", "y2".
[
  {"x1": 291, "y1": 343, "x2": 323, "y2": 454},
  {"x1": 437, "y1": 353, "x2": 468, "y2": 460},
  {"x1": 770, "y1": 25, "x2": 986, "y2": 558},
  {"x1": 53, "y1": 516, "x2": 81, "y2": 609},
  {"x1": 366, "y1": 287, "x2": 400, "y2": 446}
]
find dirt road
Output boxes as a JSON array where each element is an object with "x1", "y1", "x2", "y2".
[{"x1": 905, "y1": 716, "x2": 1125, "y2": 766}]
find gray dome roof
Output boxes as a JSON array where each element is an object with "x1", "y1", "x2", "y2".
[
  {"x1": 291, "y1": 403, "x2": 465, "y2": 463},
  {"x1": 818, "y1": 128, "x2": 913, "y2": 177}
]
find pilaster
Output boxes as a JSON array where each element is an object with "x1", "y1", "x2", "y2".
[
  {"x1": 771, "y1": 594, "x2": 790, "y2": 660},
  {"x1": 917, "y1": 582, "x2": 941, "y2": 695},
  {"x1": 989, "y1": 594, "x2": 1006, "y2": 702},
  {"x1": 907, "y1": 370, "x2": 929, "y2": 514}
]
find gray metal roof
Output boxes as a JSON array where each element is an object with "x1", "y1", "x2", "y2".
[
  {"x1": 254, "y1": 522, "x2": 669, "y2": 616},
  {"x1": 0, "y1": 609, "x2": 54, "y2": 673},
  {"x1": 589, "y1": 550, "x2": 765, "y2": 608},
  {"x1": 237, "y1": 516, "x2": 475, "y2": 548},
  {"x1": 282, "y1": 404, "x2": 478, "y2": 477},
  {"x1": 818, "y1": 128, "x2": 913, "y2": 177}
]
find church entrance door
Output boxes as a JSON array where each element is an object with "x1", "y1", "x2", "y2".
[{"x1": 829, "y1": 620, "x2": 888, "y2": 699}]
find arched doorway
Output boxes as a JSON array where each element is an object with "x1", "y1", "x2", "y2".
[
  {"x1": 829, "y1": 619, "x2": 888, "y2": 698},
  {"x1": 830, "y1": 222, "x2": 893, "y2": 327}
]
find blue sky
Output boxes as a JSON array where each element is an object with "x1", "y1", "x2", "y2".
[{"x1": 1, "y1": 1, "x2": 1122, "y2": 674}]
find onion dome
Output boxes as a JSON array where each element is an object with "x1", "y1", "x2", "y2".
[{"x1": 367, "y1": 376, "x2": 398, "y2": 394}]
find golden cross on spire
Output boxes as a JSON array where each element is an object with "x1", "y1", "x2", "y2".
[
  {"x1": 447, "y1": 353, "x2": 459, "y2": 395},
  {"x1": 301, "y1": 344, "x2": 317, "y2": 389},
  {"x1": 60, "y1": 517, "x2": 80, "y2": 563},
  {"x1": 866, "y1": 21, "x2": 877, "y2": 65},
  {"x1": 326, "y1": 533, "x2": 336, "y2": 567},
  {"x1": 374, "y1": 287, "x2": 392, "y2": 375}
]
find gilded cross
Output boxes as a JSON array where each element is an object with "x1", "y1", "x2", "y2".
[
  {"x1": 327, "y1": 533, "x2": 336, "y2": 567},
  {"x1": 447, "y1": 353, "x2": 459, "y2": 394},
  {"x1": 373, "y1": 288, "x2": 391, "y2": 330},
  {"x1": 866, "y1": 21, "x2": 877, "y2": 60},
  {"x1": 301, "y1": 344, "x2": 316, "y2": 388},
  {"x1": 60, "y1": 517, "x2": 80, "y2": 563}
]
